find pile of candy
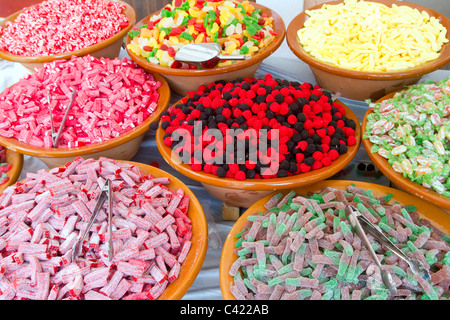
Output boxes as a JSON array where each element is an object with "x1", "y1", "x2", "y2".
[
  {"x1": 0, "y1": 55, "x2": 162, "y2": 149},
  {"x1": 0, "y1": 0, "x2": 129, "y2": 56},
  {"x1": 161, "y1": 74, "x2": 358, "y2": 180},
  {"x1": 0, "y1": 157, "x2": 192, "y2": 300},
  {"x1": 0, "y1": 145, "x2": 11, "y2": 186},
  {"x1": 364, "y1": 77, "x2": 450, "y2": 196},
  {"x1": 229, "y1": 185, "x2": 450, "y2": 300},
  {"x1": 297, "y1": 0, "x2": 448, "y2": 72},
  {"x1": 127, "y1": 0, "x2": 277, "y2": 68}
]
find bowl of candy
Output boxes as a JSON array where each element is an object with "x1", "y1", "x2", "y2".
[
  {"x1": 0, "y1": 0, "x2": 136, "y2": 73},
  {"x1": 125, "y1": 0, "x2": 285, "y2": 96},
  {"x1": 286, "y1": 0, "x2": 450, "y2": 101},
  {"x1": 0, "y1": 157, "x2": 208, "y2": 300},
  {"x1": 220, "y1": 180, "x2": 450, "y2": 300},
  {"x1": 156, "y1": 75, "x2": 361, "y2": 208},
  {"x1": 0, "y1": 55, "x2": 171, "y2": 168},
  {"x1": 0, "y1": 144, "x2": 23, "y2": 193},
  {"x1": 362, "y1": 77, "x2": 450, "y2": 211}
]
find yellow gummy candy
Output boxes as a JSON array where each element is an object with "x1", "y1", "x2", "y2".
[{"x1": 140, "y1": 28, "x2": 152, "y2": 38}]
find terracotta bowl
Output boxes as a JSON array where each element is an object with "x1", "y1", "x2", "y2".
[
  {"x1": 362, "y1": 90, "x2": 450, "y2": 211},
  {"x1": 125, "y1": 2, "x2": 286, "y2": 96},
  {"x1": 286, "y1": 0, "x2": 450, "y2": 101},
  {"x1": 0, "y1": 147, "x2": 23, "y2": 194},
  {"x1": 0, "y1": 159, "x2": 208, "y2": 300},
  {"x1": 0, "y1": 73, "x2": 170, "y2": 168},
  {"x1": 219, "y1": 180, "x2": 450, "y2": 300},
  {"x1": 156, "y1": 98, "x2": 361, "y2": 208},
  {"x1": 0, "y1": 1, "x2": 136, "y2": 73}
]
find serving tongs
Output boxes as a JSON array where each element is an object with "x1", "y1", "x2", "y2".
[
  {"x1": 174, "y1": 42, "x2": 247, "y2": 68},
  {"x1": 72, "y1": 179, "x2": 114, "y2": 262},
  {"x1": 346, "y1": 205, "x2": 431, "y2": 293},
  {"x1": 346, "y1": 205, "x2": 397, "y2": 294},
  {"x1": 47, "y1": 87, "x2": 77, "y2": 148},
  {"x1": 347, "y1": 205, "x2": 430, "y2": 280}
]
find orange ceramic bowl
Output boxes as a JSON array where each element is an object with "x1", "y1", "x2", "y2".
[
  {"x1": 0, "y1": 1, "x2": 136, "y2": 73},
  {"x1": 362, "y1": 90, "x2": 450, "y2": 211},
  {"x1": 125, "y1": 2, "x2": 286, "y2": 96},
  {"x1": 0, "y1": 146, "x2": 23, "y2": 194},
  {"x1": 0, "y1": 73, "x2": 170, "y2": 168},
  {"x1": 156, "y1": 97, "x2": 361, "y2": 208},
  {"x1": 286, "y1": 0, "x2": 450, "y2": 101},
  {"x1": 219, "y1": 180, "x2": 450, "y2": 300},
  {"x1": 0, "y1": 159, "x2": 208, "y2": 300}
]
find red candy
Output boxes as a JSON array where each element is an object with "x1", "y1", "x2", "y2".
[
  {"x1": 161, "y1": 74, "x2": 357, "y2": 180},
  {"x1": 0, "y1": 55, "x2": 161, "y2": 148},
  {"x1": 0, "y1": 0, "x2": 129, "y2": 56}
]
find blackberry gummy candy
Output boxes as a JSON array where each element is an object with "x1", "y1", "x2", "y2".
[{"x1": 161, "y1": 74, "x2": 357, "y2": 180}]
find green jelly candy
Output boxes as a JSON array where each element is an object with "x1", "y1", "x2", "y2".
[
  {"x1": 443, "y1": 252, "x2": 450, "y2": 266},
  {"x1": 243, "y1": 278, "x2": 255, "y2": 291},
  {"x1": 285, "y1": 277, "x2": 299, "y2": 286},
  {"x1": 338, "y1": 260, "x2": 348, "y2": 277},
  {"x1": 300, "y1": 289, "x2": 313, "y2": 299},
  {"x1": 364, "y1": 293, "x2": 388, "y2": 300},
  {"x1": 278, "y1": 264, "x2": 293, "y2": 275},
  {"x1": 268, "y1": 277, "x2": 283, "y2": 287},
  {"x1": 425, "y1": 251, "x2": 438, "y2": 265},
  {"x1": 339, "y1": 221, "x2": 352, "y2": 235},
  {"x1": 276, "y1": 223, "x2": 286, "y2": 236},
  {"x1": 323, "y1": 278, "x2": 338, "y2": 291},
  {"x1": 322, "y1": 290, "x2": 334, "y2": 300},
  {"x1": 300, "y1": 267, "x2": 312, "y2": 277},
  {"x1": 345, "y1": 265, "x2": 356, "y2": 283}
]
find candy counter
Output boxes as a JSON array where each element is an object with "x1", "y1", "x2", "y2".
[{"x1": 0, "y1": 0, "x2": 449, "y2": 301}]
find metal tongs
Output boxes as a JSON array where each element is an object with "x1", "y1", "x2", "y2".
[
  {"x1": 174, "y1": 42, "x2": 247, "y2": 69},
  {"x1": 72, "y1": 179, "x2": 114, "y2": 262},
  {"x1": 346, "y1": 205, "x2": 397, "y2": 294},
  {"x1": 47, "y1": 88, "x2": 77, "y2": 148},
  {"x1": 346, "y1": 205, "x2": 431, "y2": 294}
]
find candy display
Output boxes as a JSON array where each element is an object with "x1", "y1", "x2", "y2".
[
  {"x1": 296, "y1": 0, "x2": 448, "y2": 72},
  {"x1": 0, "y1": 157, "x2": 192, "y2": 300},
  {"x1": 161, "y1": 74, "x2": 358, "y2": 180},
  {"x1": 0, "y1": 55, "x2": 162, "y2": 149},
  {"x1": 364, "y1": 77, "x2": 450, "y2": 196},
  {"x1": 228, "y1": 185, "x2": 450, "y2": 300},
  {"x1": 126, "y1": 0, "x2": 277, "y2": 68},
  {"x1": 0, "y1": 0, "x2": 129, "y2": 57}
]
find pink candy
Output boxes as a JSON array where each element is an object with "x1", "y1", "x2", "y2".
[
  {"x1": 0, "y1": 157, "x2": 193, "y2": 300},
  {"x1": 0, "y1": 55, "x2": 161, "y2": 148},
  {"x1": 0, "y1": 0, "x2": 129, "y2": 56}
]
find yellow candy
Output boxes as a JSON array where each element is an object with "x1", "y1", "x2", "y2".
[
  {"x1": 159, "y1": 30, "x2": 166, "y2": 43},
  {"x1": 188, "y1": 7, "x2": 200, "y2": 18},
  {"x1": 211, "y1": 22, "x2": 220, "y2": 34},
  {"x1": 141, "y1": 50, "x2": 151, "y2": 58},
  {"x1": 195, "y1": 33, "x2": 205, "y2": 43},
  {"x1": 140, "y1": 28, "x2": 152, "y2": 38},
  {"x1": 126, "y1": 43, "x2": 140, "y2": 55},
  {"x1": 188, "y1": 25, "x2": 196, "y2": 35},
  {"x1": 401, "y1": 159, "x2": 413, "y2": 175},
  {"x1": 297, "y1": 0, "x2": 448, "y2": 72},
  {"x1": 148, "y1": 38, "x2": 157, "y2": 48},
  {"x1": 169, "y1": 36, "x2": 179, "y2": 45},
  {"x1": 225, "y1": 41, "x2": 237, "y2": 54}
]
